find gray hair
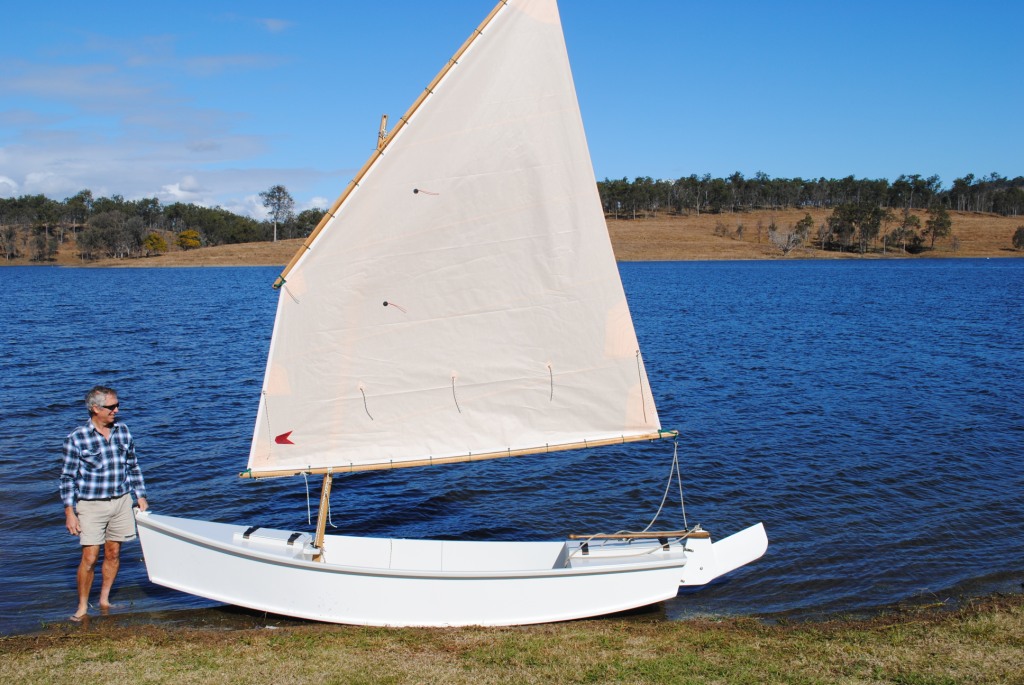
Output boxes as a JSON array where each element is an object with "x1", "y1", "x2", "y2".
[{"x1": 85, "y1": 385, "x2": 118, "y2": 410}]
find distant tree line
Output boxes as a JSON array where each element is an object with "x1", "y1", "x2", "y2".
[
  {"x1": 597, "y1": 172, "x2": 1024, "y2": 218},
  {"x1": 712, "y1": 204, "x2": 955, "y2": 256},
  {"x1": 3, "y1": 173, "x2": 1022, "y2": 263},
  {"x1": 0, "y1": 187, "x2": 324, "y2": 262}
]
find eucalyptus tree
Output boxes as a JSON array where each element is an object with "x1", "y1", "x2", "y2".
[
  {"x1": 1013, "y1": 226, "x2": 1024, "y2": 251},
  {"x1": 826, "y1": 204, "x2": 888, "y2": 253},
  {"x1": 888, "y1": 209, "x2": 923, "y2": 253},
  {"x1": 295, "y1": 208, "x2": 326, "y2": 238},
  {"x1": 132, "y1": 197, "x2": 162, "y2": 229},
  {"x1": 260, "y1": 184, "x2": 295, "y2": 242},
  {"x1": 924, "y1": 206, "x2": 952, "y2": 248},
  {"x1": 63, "y1": 190, "x2": 94, "y2": 232},
  {"x1": 1, "y1": 224, "x2": 18, "y2": 261}
]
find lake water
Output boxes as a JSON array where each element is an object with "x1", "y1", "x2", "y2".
[{"x1": 1, "y1": 259, "x2": 1022, "y2": 635}]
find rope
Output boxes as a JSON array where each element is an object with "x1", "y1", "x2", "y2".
[
  {"x1": 675, "y1": 442, "x2": 688, "y2": 530},
  {"x1": 327, "y1": 490, "x2": 336, "y2": 529},
  {"x1": 635, "y1": 351, "x2": 648, "y2": 422},
  {"x1": 562, "y1": 441, "x2": 690, "y2": 566},
  {"x1": 303, "y1": 472, "x2": 312, "y2": 526},
  {"x1": 262, "y1": 391, "x2": 273, "y2": 462},
  {"x1": 360, "y1": 387, "x2": 373, "y2": 420},
  {"x1": 451, "y1": 375, "x2": 462, "y2": 413},
  {"x1": 283, "y1": 283, "x2": 300, "y2": 304},
  {"x1": 641, "y1": 441, "x2": 687, "y2": 532},
  {"x1": 547, "y1": 363, "x2": 554, "y2": 401}
]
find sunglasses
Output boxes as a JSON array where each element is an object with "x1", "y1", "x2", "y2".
[{"x1": 101, "y1": 403, "x2": 120, "y2": 411}]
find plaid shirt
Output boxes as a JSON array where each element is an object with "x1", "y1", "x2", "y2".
[{"x1": 60, "y1": 420, "x2": 147, "y2": 509}]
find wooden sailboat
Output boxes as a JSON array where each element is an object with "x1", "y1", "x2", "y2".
[{"x1": 136, "y1": 0, "x2": 767, "y2": 627}]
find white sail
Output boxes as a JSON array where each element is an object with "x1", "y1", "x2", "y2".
[
  {"x1": 247, "y1": 0, "x2": 662, "y2": 476},
  {"x1": 139, "y1": 0, "x2": 767, "y2": 627}
]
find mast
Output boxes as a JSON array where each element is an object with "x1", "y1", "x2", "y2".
[{"x1": 311, "y1": 473, "x2": 333, "y2": 561}]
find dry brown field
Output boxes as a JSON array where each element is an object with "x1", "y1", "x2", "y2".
[
  {"x1": 607, "y1": 208, "x2": 1024, "y2": 261},
  {"x1": 3, "y1": 209, "x2": 1022, "y2": 268}
]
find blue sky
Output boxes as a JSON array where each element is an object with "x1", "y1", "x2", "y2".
[{"x1": 2, "y1": 1, "x2": 1020, "y2": 218}]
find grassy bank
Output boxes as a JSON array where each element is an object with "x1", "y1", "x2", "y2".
[{"x1": 3, "y1": 594, "x2": 1021, "y2": 684}]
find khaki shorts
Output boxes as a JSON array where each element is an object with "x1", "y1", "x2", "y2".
[{"x1": 77, "y1": 493, "x2": 137, "y2": 546}]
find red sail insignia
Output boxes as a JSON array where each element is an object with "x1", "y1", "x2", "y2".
[{"x1": 274, "y1": 431, "x2": 295, "y2": 445}]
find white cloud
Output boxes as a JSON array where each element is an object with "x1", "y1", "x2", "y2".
[
  {"x1": 220, "y1": 13, "x2": 293, "y2": 34},
  {"x1": 1, "y1": 62, "x2": 154, "y2": 106},
  {"x1": 0, "y1": 28, "x2": 346, "y2": 218},
  {"x1": 307, "y1": 196, "x2": 331, "y2": 211},
  {"x1": 160, "y1": 176, "x2": 205, "y2": 203},
  {"x1": 0, "y1": 176, "x2": 19, "y2": 197},
  {"x1": 184, "y1": 53, "x2": 284, "y2": 77},
  {"x1": 258, "y1": 18, "x2": 293, "y2": 33}
]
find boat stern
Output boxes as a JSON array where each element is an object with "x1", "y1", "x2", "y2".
[{"x1": 679, "y1": 522, "x2": 768, "y2": 587}]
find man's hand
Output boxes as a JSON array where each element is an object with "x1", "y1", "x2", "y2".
[
  {"x1": 136, "y1": 497, "x2": 149, "y2": 512},
  {"x1": 65, "y1": 507, "x2": 81, "y2": 536}
]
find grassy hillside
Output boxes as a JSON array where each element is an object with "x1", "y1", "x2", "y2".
[{"x1": 2, "y1": 209, "x2": 1021, "y2": 268}]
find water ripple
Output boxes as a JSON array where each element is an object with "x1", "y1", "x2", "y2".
[{"x1": 1, "y1": 260, "x2": 1022, "y2": 634}]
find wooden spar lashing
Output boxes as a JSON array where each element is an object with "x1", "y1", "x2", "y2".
[
  {"x1": 377, "y1": 114, "x2": 389, "y2": 150},
  {"x1": 311, "y1": 473, "x2": 334, "y2": 562}
]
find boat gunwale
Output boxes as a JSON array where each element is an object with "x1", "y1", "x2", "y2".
[{"x1": 137, "y1": 512, "x2": 691, "y2": 581}]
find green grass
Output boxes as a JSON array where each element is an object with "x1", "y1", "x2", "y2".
[{"x1": 2, "y1": 594, "x2": 1022, "y2": 684}]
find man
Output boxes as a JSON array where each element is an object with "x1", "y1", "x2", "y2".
[{"x1": 60, "y1": 386, "x2": 149, "y2": 621}]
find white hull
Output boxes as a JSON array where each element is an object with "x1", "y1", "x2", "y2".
[{"x1": 136, "y1": 511, "x2": 766, "y2": 627}]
